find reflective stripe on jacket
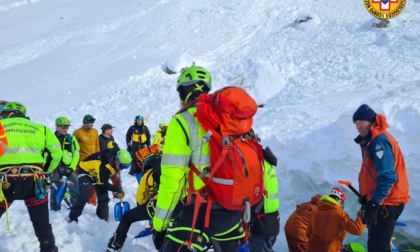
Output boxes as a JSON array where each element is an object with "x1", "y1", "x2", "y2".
[
  {"x1": 0, "y1": 117, "x2": 62, "y2": 173},
  {"x1": 153, "y1": 106, "x2": 210, "y2": 231},
  {"x1": 357, "y1": 113, "x2": 410, "y2": 205}
]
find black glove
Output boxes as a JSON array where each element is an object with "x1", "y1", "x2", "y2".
[
  {"x1": 64, "y1": 168, "x2": 74, "y2": 177},
  {"x1": 362, "y1": 201, "x2": 380, "y2": 227},
  {"x1": 127, "y1": 145, "x2": 132, "y2": 152},
  {"x1": 152, "y1": 229, "x2": 167, "y2": 250},
  {"x1": 358, "y1": 196, "x2": 368, "y2": 207}
]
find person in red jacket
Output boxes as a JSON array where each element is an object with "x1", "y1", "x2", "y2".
[
  {"x1": 306, "y1": 187, "x2": 365, "y2": 252},
  {"x1": 284, "y1": 194, "x2": 321, "y2": 252},
  {"x1": 353, "y1": 104, "x2": 410, "y2": 252}
]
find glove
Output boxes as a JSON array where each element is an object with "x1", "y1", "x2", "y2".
[
  {"x1": 64, "y1": 168, "x2": 74, "y2": 177},
  {"x1": 362, "y1": 201, "x2": 380, "y2": 227},
  {"x1": 358, "y1": 196, "x2": 368, "y2": 207},
  {"x1": 113, "y1": 191, "x2": 125, "y2": 199},
  {"x1": 152, "y1": 229, "x2": 167, "y2": 250},
  {"x1": 127, "y1": 145, "x2": 132, "y2": 152}
]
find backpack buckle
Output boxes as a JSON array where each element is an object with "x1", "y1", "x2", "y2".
[{"x1": 221, "y1": 136, "x2": 230, "y2": 148}]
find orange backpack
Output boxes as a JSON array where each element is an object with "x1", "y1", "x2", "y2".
[
  {"x1": 186, "y1": 86, "x2": 265, "y2": 230},
  {"x1": 134, "y1": 144, "x2": 161, "y2": 170}
]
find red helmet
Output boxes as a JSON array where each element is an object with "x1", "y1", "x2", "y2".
[{"x1": 330, "y1": 187, "x2": 347, "y2": 204}]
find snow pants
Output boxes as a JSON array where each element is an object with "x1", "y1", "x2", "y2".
[
  {"x1": 0, "y1": 173, "x2": 56, "y2": 252},
  {"x1": 68, "y1": 175, "x2": 110, "y2": 222},
  {"x1": 159, "y1": 204, "x2": 244, "y2": 252}
]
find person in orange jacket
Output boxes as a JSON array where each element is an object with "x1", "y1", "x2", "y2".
[
  {"x1": 284, "y1": 194, "x2": 321, "y2": 252},
  {"x1": 353, "y1": 104, "x2": 410, "y2": 252},
  {"x1": 306, "y1": 187, "x2": 365, "y2": 252}
]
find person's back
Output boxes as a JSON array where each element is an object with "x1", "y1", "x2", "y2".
[
  {"x1": 306, "y1": 187, "x2": 365, "y2": 252},
  {"x1": 284, "y1": 194, "x2": 321, "y2": 252},
  {"x1": 152, "y1": 66, "x2": 246, "y2": 252},
  {"x1": 0, "y1": 113, "x2": 62, "y2": 170},
  {"x1": 0, "y1": 102, "x2": 62, "y2": 252}
]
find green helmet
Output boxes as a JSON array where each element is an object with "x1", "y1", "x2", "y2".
[
  {"x1": 117, "y1": 150, "x2": 132, "y2": 165},
  {"x1": 177, "y1": 66, "x2": 212, "y2": 91},
  {"x1": 1, "y1": 102, "x2": 27, "y2": 116},
  {"x1": 342, "y1": 242, "x2": 365, "y2": 252},
  {"x1": 55, "y1": 117, "x2": 71, "y2": 126},
  {"x1": 159, "y1": 122, "x2": 168, "y2": 128}
]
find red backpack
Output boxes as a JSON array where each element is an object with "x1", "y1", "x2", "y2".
[{"x1": 186, "y1": 86, "x2": 265, "y2": 232}]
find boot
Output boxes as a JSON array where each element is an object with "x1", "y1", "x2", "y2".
[{"x1": 107, "y1": 233, "x2": 123, "y2": 252}]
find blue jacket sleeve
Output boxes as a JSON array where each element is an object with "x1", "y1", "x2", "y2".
[{"x1": 370, "y1": 135, "x2": 397, "y2": 203}]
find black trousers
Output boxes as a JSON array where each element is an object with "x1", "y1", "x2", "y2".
[
  {"x1": 68, "y1": 175, "x2": 110, "y2": 222},
  {"x1": 367, "y1": 204, "x2": 404, "y2": 252},
  {"x1": 159, "y1": 204, "x2": 244, "y2": 252},
  {"x1": 0, "y1": 176, "x2": 56, "y2": 252},
  {"x1": 113, "y1": 203, "x2": 151, "y2": 246}
]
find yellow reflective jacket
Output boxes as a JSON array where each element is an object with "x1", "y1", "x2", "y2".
[
  {"x1": 0, "y1": 117, "x2": 62, "y2": 173},
  {"x1": 136, "y1": 169, "x2": 157, "y2": 205},
  {"x1": 153, "y1": 106, "x2": 210, "y2": 231},
  {"x1": 263, "y1": 160, "x2": 280, "y2": 213},
  {"x1": 78, "y1": 150, "x2": 117, "y2": 186}
]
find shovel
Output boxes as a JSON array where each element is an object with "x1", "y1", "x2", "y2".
[
  {"x1": 114, "y1": 199, "x2": 130, "y2": 221},
  {"x1": 114, "y1": 171, "x2": 130, "y2": 221}
]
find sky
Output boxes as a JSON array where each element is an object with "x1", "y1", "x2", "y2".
[{"x1": 1, "y1": 0, "x2": 419, "y2": 251}]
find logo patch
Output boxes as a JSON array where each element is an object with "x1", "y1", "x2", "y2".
[
  {"x1": 375, "y1": 144, "x2": 384, "y2": 159},
  {"x1": 364, "y1": 0, "x2": 406, "y2": 19}
]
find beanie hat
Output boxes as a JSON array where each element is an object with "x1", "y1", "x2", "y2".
[
  {"x1": 101, "y1": 124, "x2": 114, "y2": 131},
  {"x1": 353, "y1": 104, "x2": 376, "y2": 123},
  {"x1": 83, "y1": 114, "x2": 96, "y2": 124}
]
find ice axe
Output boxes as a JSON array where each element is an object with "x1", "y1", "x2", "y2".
[{"x1": 338, "y1": 180, "x2": 367, "y2": 206}]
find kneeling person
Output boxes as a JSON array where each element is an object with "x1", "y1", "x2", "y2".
[{"x1": 68, "y1": 149, "x2": 131, "y2": 222}]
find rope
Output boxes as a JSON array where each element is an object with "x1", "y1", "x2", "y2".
[{"x1": 0, "y1": 173, "x2": 12, "y2": 234}]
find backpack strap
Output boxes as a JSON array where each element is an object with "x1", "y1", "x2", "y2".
[{"x1": 174, "y1": 116, "x2": 189, "y2": 146}]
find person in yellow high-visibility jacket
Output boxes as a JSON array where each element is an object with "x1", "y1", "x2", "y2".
[
  {"x1": 152, "y1": 66, "x2": 245, "y2": 252},
  {"x1": 0, "y1": 102, "x2": 62, "y2": 252}
]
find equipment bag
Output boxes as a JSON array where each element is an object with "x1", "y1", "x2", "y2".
[{"x1": 134, "y1": 144, "x2": 161, "y2": 170}]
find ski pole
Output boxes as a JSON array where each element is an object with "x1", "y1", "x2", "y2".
[{"x1": 338, "y1": 180, "x2": 367, "y2": 205}]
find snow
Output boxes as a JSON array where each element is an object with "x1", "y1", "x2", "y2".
[{"x1": 1, "y1": 0, "x2": 419, "y2": 251}]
